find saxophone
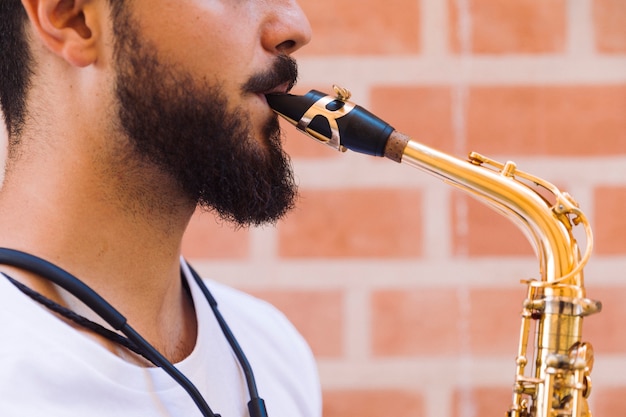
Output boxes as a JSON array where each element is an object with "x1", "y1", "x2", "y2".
[{"x1": 267, "y1": 86, "x2": 602, "y2": 417}]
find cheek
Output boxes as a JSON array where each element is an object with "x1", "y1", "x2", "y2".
[{"x1": 133, "y1": 1, "x2": 256, "y2": 75}]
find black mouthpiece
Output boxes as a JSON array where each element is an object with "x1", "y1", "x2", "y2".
[{"x1": 266, "y1": 90, "x2": 394, "y2": 157}]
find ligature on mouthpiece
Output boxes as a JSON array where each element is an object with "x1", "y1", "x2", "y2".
[{"x1": 266, "y1": 86, "x2": 395, "y2": 157}]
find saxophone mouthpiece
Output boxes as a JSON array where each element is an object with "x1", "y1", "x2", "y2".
[{"x1": 266, "y1": 87, "x2": 395, "y2": 157}]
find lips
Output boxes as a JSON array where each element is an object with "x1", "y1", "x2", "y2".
[
  {"x1": 248, "y1": 81, "x2": 293, "y2": 114},
  {"x1": 242, "y1": 55, "x2": 299, "y2": 98},
  {"x1": 254, "y1": 82, "x2": 293, "y2": 111},
  {"x1": 262, "y1": 81, "x2": 293, "y2": 96}
]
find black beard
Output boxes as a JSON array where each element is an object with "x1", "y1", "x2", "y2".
[{"x1": 111, "y1": 10, "x2": 298, "y2": 227}]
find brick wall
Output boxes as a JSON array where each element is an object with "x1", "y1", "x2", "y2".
[
  {"x1": 180, "y1": 0, "x2": 626, "y2": 417},
  {"x1": 0, "y1": 0, "x2": 620, "y2": 415},
  {"x1": 183, "y1": 0, "x2": 626, "y2": 416}
]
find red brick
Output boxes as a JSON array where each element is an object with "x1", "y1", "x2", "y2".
[
  {"x1": 370, "y1": 86, "x2": 456, "y2": 154},
  {"x1": 468, "y1": 288, "x2": 524, "y2": 354},
  {"x1": 449, "y1": 0, "x2": 567, "y2": 53},
  {"x1": 245, "y1": 290, "x2": 344, "y2": 357},
  {"x1": 593, "y1": 0, "x2": 626, "y2": 53},
  {"x1": 372, "y1": 288, "x2": 461, "y2": 355},
  {"x1": 581, "y1": 286, "x2": 626, "y2": 354},
  {"x1": 372, "y1": 287, "x2": 523, "y2": 356},
  {"x1": 452, "y1": 387, "x2": 513, "y2": 416},
  {"x1": 451, "y1": 194, "x2": 534, "y2": 257},
  {"x1": 323, "y1": 389, "x2": 424, "y2": 417},
  {"x1": 181, "y1": 210, "x2": 249, "y2": 259},
  {"x1": 372, "y1": 85, "x2": 626, "y2": 157},
  {"x1": 467, "y1": 86, "x2": 626, "y2": 156},
  {"x1": 593, "y1": 186, "x2": 626, "y2": 255},
  {"x1": 278, "y1": 189, "x2": 423, "y2": 258},
  {"x1": 298, "y1": 0, "x2": 420, "y2": 56},
  {"x1": 591, "y1": 387, "x2": 626, "y2": 415}
]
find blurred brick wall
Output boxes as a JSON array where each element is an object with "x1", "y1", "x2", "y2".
[{"x1": 183, "y1": 0, "x2": 626, "y2": 416}]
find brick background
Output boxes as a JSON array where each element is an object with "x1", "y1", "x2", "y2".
[
  {"x1": 278, "y1": 189, "x2": 423, "y2": 258},
  {"x1": 593, "y1": 186, "x2": 626, "y2": 254},
  {"x1": 323, "y1": 389, "x2": 424, "y2": 417},
  {"x1": 451, "y1": 387, "x2": 513, "y2": 416},
  {"x1": 180, "y1": 1, "x2": 625, "y2": 415},
  {"x1": 298, "y1": 0, "x2": 421, "y2": 55},
  {"x1": 449, "y1": 0, "x2": 568, "y2": 54},
  {"x1": 593, "y1": 0, "x2": 626, "y2": 53},
  {"x1": 179, "y1": 0, "x2": 626, "y2": 415}
]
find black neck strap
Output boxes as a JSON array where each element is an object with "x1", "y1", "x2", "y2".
[{"x1": 0, "y1": 247, "x2": 267, "y2": 417}]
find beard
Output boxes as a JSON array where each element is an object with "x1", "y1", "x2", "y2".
[{"x1": 110, "y1": 10, "x2": 298, "y2": 228}]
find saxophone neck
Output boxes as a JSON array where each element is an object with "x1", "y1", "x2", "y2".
[
  {"x1": 267, "y1": 87, "x2": 593, "y2": 286},
  {"x1": 268, "y1": 86, "x2": 602, "y2": 417}
]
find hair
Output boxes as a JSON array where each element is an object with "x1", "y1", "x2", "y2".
[
  {"x1": 0, "y1": 0, "x2": 125, "y2": 140},
  {"x1": 0, "y1": 0, "x2": 33, "y2": 139}
]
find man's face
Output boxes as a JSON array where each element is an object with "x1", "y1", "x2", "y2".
[{"x1": 110, "y1": 1, "x2": 311, "y2": 227}]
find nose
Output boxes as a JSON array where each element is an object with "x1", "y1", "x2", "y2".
[{"x1": 261, "y1": 1, "x2": 312, "y2": 55}]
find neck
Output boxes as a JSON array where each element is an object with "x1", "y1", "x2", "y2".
[{"x1": 0, "y1": 132, "x2": 199, "y2": 364}]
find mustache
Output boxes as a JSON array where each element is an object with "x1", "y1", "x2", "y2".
[{"x1": 242, "y1": 55, "x2": 299, "y2": 95}]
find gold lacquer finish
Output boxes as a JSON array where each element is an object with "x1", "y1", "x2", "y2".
[{"x1": 271, "y1": 87, "x2": 602, "y2": 417}]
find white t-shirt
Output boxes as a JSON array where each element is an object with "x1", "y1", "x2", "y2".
[{"x1": 0, "y1": 261, "x2": 321, "y2": 417}]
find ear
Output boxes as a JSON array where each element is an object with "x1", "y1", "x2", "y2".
[{"x1": 21, "y1": 0, "x2": 100, "y2": 67}]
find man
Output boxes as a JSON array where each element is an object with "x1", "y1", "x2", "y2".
[{"x1": 0, "y1": 0, "x2": 320, "y2": 416}]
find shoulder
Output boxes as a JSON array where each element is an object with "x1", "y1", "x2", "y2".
[
  {"x1": 202, "y1": 278, "x2": 322, "y2": 417},
  {"x1": 205, "y1": 279, "x2": 299, "y2": 340},
  {"x1": 202, "y1": 278, "x2": 313, "y2": 367}
]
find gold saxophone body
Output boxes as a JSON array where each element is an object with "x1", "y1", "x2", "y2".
[{"x1": 267, "y1": 86, "x2": 602, "y2": 417}]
